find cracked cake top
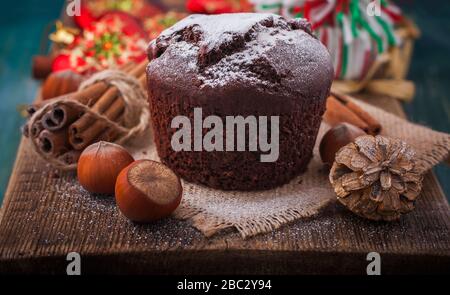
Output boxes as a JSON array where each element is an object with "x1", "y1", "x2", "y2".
[{"x1": 147, "y1": 13, "x2": 333, "y2": 96}]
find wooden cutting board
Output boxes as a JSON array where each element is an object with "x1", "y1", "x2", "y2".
[{"x1": 0, "y1": 93, "x2": 449, "y2": 275}]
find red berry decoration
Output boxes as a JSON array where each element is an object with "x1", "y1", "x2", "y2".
[
  {"x1": 51, "y1": 54, "x2": 71, "y2": 73},
  {"x1": 73, "y1": 4, "x2": 97, "y2": 29},
  {"x1": 186, "y1": 0, "x2": 253, "y2": 14},
  {"x1": 77, "y1": 0, "x2": 162, "y2": 27}
]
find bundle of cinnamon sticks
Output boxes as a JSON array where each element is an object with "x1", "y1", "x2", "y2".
[
  {"x1": 323, "y1": 92, "x2": 382, "y2": 135},
  {"x1": 23, "y1": 59, "x2": 148, "y2": 166}
]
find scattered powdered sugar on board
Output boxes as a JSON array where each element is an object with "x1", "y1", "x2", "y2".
[
  {"x1": 122, "y1": 124, "x2": 336, "y2": 239},
  {"x1": 46, "y1": 173, "x2": 200, "y2": 249}
]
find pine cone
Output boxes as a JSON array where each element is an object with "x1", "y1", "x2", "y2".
[{"x1": 330, "y1": 135, "x2": 423, "y2": 221}]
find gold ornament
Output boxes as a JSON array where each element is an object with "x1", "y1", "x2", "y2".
[
  {"x1": 330, "y1": 135, "x2": 423, "y2": 221},
  {"x1": 49, "y1": 21, "x2": 80, "y2": 46}
]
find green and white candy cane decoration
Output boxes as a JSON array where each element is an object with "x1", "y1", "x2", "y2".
[
  {"x1": 250, "y1": 0, "x2": 306, "y2": 18},
  {"x1": 251, "y1": 0, "x2": 403, "y2": 80}
]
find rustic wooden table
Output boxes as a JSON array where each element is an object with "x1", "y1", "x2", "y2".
[{"x1": 0, "y1": 94, "x2": 449, "y2": 275}]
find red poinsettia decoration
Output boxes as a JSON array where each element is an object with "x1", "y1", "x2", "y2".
[
  {"x1": 53, "y1": 12, "x2": 147, "y2": 74},
  {"x1": 74, "y1": 0, "x2": 161, "y2": 29}
]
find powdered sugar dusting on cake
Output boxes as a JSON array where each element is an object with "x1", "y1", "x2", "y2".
[
  {"x1": 159, "y1": 13, "x2": 275, "y2": 51},
  {"x1": 147, "y1": 13, "x2": 333, "y2": 92}
]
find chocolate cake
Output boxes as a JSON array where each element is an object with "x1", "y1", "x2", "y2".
[{"x1": 146, "y1": 13, "x2": 333, "y2": 191}]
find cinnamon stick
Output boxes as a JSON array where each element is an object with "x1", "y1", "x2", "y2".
[
  {"x1": 58, "y1": 150, "x2": 81, "y2": 165},
  {"x1": 96, "y1": 117, "x2": 125, "y2": 142},
  {"x1": 26, "y1": 105, "x2": 38, "y2": 118},
  {"x1": 323, "y1": 94, "x2": 382, "y2": 135},
  {"x1": 99, "y1": 74, "x2": 146, "y2": 141},
  {"x1": 38, "y1": 129, "x2": 71, "y2": 157},
  {"x1": 324, "y1": 96, "x2": 369, "y2": 132},
  {"x1": 70, "y1": 97, "x2": 125, "y2": 149},
  {"x1": 116, "y1": 61, "x2": 136, "y2": 74},
  {"x1": 26, "y1": 83, "x2": 108, "y2": 133},
  {"x1": 69, "y1": 60, "x2": 147, "y2": 150},
  {"x1": 22, "y1": 123, "x2": 30, "y2": 138},
  {"x1": 30, "y1": 121, "x2": 44, "y2": 138},
  {"x1": 333, "y1": 92, "x2": 382, "y2": 135},
  {"x1": 41, "y1": 105, "x2": 82, "y2": 131},
  {"x1": 28, "y1": 62, "x2": 134, "y2": 115}
]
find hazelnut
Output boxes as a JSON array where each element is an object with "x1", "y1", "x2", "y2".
[
  {"x1": 41, "y1": 70, "x2": 84, "y2": 100},
  {"x1": 77, "y1": 141, "x2": 134, "y2": 194},
  {"x1": 319, "y1": 123, "x2": 366, "y2": 166},
  {"x1": 115, "y1": 160, "x2": 182, "y2": 222}
]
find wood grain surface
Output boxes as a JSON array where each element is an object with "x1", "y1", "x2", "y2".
[{"x1": 0, "y1": 94, "x2": 449, "y2": 275}]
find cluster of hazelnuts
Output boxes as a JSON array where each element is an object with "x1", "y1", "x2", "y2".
[
  {"x1": 77, "y1": 141, "x2": 182, "y2": 222},
  {"x1": 77, "y1": 122, "x2": 365, "y2": 223}
]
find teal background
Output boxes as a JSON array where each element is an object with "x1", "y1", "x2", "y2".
[
  {"x1": 0, "y1": 0, "x2": 448, "y2": 204},
  {"x1": 0, "y1": 0, "x2": 65, "y2": 202}
]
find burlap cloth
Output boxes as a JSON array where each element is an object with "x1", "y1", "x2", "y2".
[{"x1": 129, "y1": 98, "x2": 450, "y2": 239}]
